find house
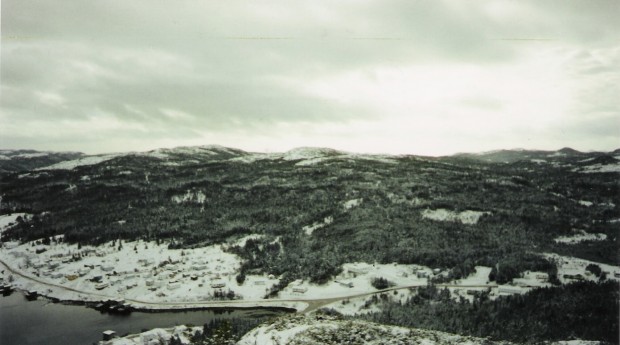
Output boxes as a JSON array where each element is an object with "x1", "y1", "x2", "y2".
[
  {"x1": 101, "y1": 265, "x2": 114, "y2": 272},
  {"x1": 416, "y1": 271, "x2": 428, "y2": 278},
  {"x1": 254, "y1": 281, "x2": 265, "y2": 286},
  {"x1": 293, "y1": 287, "x2": 308, "y2": 293},
  {"x1": 50, "y1": 272, "x2": 63, "y2": 279},
  {"x1": 211, "y1": 282, "x2": 226, "y2": 289},
  {"x1": 614, "y1": 272, "x2": 620, "y2": 278},
  {"x1": 90, "y1": 275, "x2": 103, "y2": 283},
  {"x1": 347, "y1": 266, "x2": 370, "y2": 275},
  {"x1": 145, "y1": 279, "x2": 155, "y2": 286},
  {"x1": 432, "y1": 268, "x2": 442, "y2": 275},
  {"x1": 563, "y1": 274, "x2": 584, "y2": 280},
  {"x1": 498, "y1": 286, "x2": 521, "y2": 294},
  {"x1": 102, "y1": 330, "x2": 117, "y2": 341},
  {"x1": 35, "y1": 247, "x2": 47, "y2": 254},
  {"x1": 95, "y1": 283, "x2": 109, "y2": 290}
]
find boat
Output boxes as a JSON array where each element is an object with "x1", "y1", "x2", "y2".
[{"x1": 25, "y1": 290, "x2": 38, "y2": 300}]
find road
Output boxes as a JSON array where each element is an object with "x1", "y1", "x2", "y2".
[{"x1": 0, "y1": 258, "x2": 497, "y2": 313}]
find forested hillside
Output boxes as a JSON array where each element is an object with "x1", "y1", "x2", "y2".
[{"x1": 1, "y1": 147, "x2": 618, "y2": 286}]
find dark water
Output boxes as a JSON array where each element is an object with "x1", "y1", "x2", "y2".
[{"x1": 0, "y1": 292, "x2": 285, "y2": 345}]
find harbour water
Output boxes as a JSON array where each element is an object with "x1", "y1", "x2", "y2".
[{"x1": 0, "y1": 292, "x2": 285, "y2": 345}]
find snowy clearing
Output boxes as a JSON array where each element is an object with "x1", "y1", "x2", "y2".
[
  {"x1": 302, "y1": 216, "x2": 333, "y2": 235},
  {"x1": 574, "y1": 162, "x2": 620, "y2": 173},
  {"x1": 544, "y1": 253, "x2": 620, "y2": 284},
  {"x1": 0, "y1": 213, "x2": 29, "y2": 233},
  {"x1": 421, "y1": 209, "x2": 489, "y2": 225},
  {"x1": 343, "y1": 198, "x2": 363, "y2": 210},
  {"x1": 554, "y1": 230, "x2": 607, "y2": 244}
]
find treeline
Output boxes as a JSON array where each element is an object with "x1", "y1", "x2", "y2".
[{"x1": 359, "y1": 281, "x2": 619, "y2": 344}]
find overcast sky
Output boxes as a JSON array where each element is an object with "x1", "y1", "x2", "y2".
[{"x1": 1, "y1": 1, "x2": 619, "y2": 156}]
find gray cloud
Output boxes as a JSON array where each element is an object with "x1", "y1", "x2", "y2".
[{"x1": 1, "y1": 0, "x2": 619, "y2": 154}]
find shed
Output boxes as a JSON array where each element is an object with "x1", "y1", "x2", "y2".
[
  {"x1": 102, "y1": 330, "x2": 117, "y2": 341},
  {"x1": 498, "y1": 286, "x2": 522, "y2": 294},
  {"x1": 167, "y1": 282, "x2": 181, "y2": 290}
]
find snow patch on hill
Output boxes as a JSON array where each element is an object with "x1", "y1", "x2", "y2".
[
  {"x1": 38, "y1": 154, "x2": 123, "y2": 170},
  {"x1": 303, "y1": 216, "x2": 333, "y2": 235},
  {"x1": 555, "y1": 231, "x2": 607, "y2": 244},
  {"x1": 422, "y1": 209, "x2": 489, "y2": 225},
  {"x1": 573, "y1": 160, "x2": 620, "y2": 173},
  {"x1": 343, "y1": 198, "x2": 362, "y2": 210}
]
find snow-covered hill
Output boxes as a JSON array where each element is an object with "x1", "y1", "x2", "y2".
[
  {"x1": 35, "y1": 145, "x2": 250, "y2": 170},
  {"x1": 0, "y1": 149, "x2": 84, "y2": 172},
  {"x1": 237, "y1": 314, "x2": 508, "y2": 345}
]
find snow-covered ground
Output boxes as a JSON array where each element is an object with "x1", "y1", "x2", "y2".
[
  {"x1": 302, "y1": 216, "x2": 333, "y2": 235},
  {"x1": 554, "y1": 230, "x2": 607, "y2": 244},
  {"x1": 102, "y1": 325, "x2": 201, "y2": 345},
  {"x1": 0, "y1": 238, "x2": 288, "y2": 306},
  {"x1": 0, "y1": 213, "x2": 29, "y2": 233},
  {"x1": 573, "y1": 162, "x2": 620, "y2": 173},
  {"x1": 279, "y1": 262, "x2": 433, "y2": 301},
  {"x1": 238, "y1": 314, "x2": 512, "y2": 345},
  {"x1": 421, "y1": 209, "x2": 490, "y2": 225},
  {"x1": 2, "y1": 233, "x2": 617, "y2": 316},
  {"x1": 544, "y1": 253, "x2": 620, "y2": 284},
  {"x1": 37, "y1": 154, "x2": 123, "y2": 170}
]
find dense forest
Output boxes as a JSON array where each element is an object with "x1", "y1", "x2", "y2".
[
  {"x1": 1, "y1": 147, "x2": 619, "y2": 286},
  {"x1": 358, "y1": 281, "x2": 619, "y2": 344}
]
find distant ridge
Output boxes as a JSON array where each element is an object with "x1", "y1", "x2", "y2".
[{"x1": 1, "y1": 145, "x2": 618, "y2": 172}]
